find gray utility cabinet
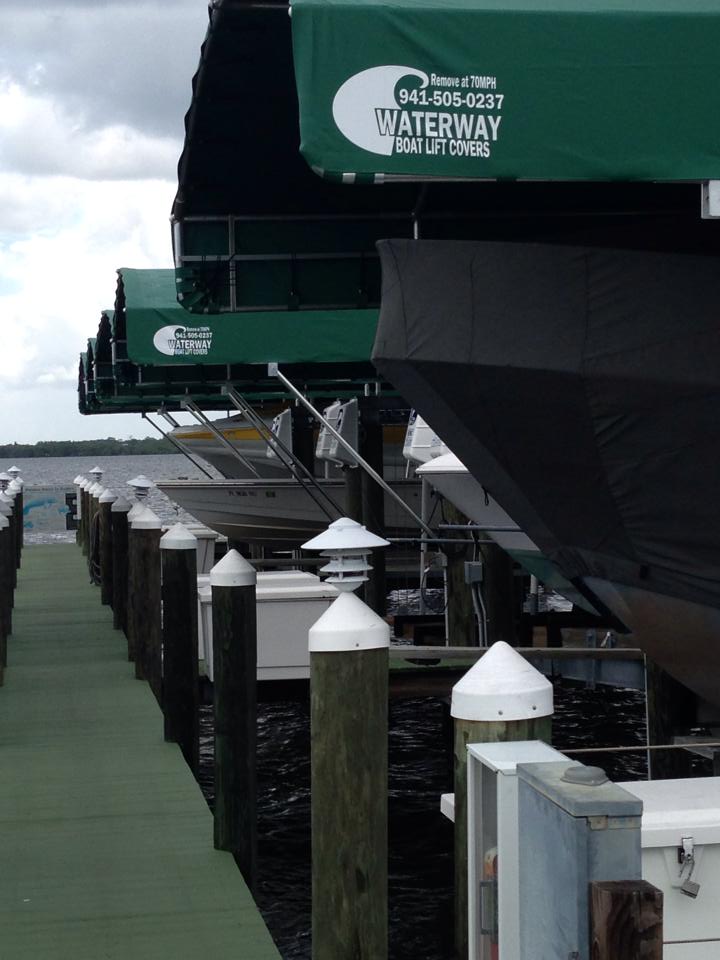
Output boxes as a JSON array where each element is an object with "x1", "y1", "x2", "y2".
[{"x1": 517, "y1": 761, "x2": 643, "y2": 960}]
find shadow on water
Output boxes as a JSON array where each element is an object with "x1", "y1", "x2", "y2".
[{"x1": 199, "y1": 678, "x2": 651, "y2": 960}]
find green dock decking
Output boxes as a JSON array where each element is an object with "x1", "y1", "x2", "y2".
[{"x1": 0, "y1": 544, "x2": 280, "y2": 960}]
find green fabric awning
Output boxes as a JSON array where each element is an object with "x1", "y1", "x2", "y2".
[
  {"x1": 291, "y1": 0, "x2": 720, "y2": 182},
  {"x1": 119, "y1": 268, "x2": 378, "y2": 366}
]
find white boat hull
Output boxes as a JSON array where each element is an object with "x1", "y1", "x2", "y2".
[{"x1": 157, "y1": 477, "x2": 422, "y2": 545}]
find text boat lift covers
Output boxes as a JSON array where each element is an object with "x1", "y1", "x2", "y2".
[
  {"x1": 290, "y1": 0, "x2": 720, "y2": 183},
  {"x1": 372, "y1": 239, "x2": 720, "y2": 706}
]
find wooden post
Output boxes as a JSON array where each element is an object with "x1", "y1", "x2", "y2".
[
  {"x1": 210, "y1": 549, "x2": 258, "y2": 890},
  {"x1": 0, "y1": 515, "x2": 10, "y2": 677},
  {"x1": 310, "y1": 591, "x2": 389, "y2": 960},
  {"x1": 161, "y1": 524, "x2": 199, "y2": 774},
  {"x1": 360, "y1": 407, "x2": 386, "y2": 616},
  {"x1": 111, "y1": 497, "x2": 131, "y2": 632},
  {"x1": 452, "y1": 641, "x2": 553, "y2": 960},
  {"x1": 478, "y1": 539, "x2": 517, "y2": 645},
  {"x1": 0, "y1": 497, "x2": 15, "y2": 594},
  {"x1": 9, "y1": 480, "x2": 23, "y2": 569},
  {"x1": 2, "y1": 492, "x2": 17, "y2": 591},
  {"x1": 590, "y1": 880, "x2": 663, "y2": 959},
  {"x1": 125, "y1": 502, "x2": 145, "y2": 659},
  {"x1": 88, "y1": 484, "x2": 102, "y2": 582},
  {"x1": 98, "y1": 489, "x2": 116, "y2": 606},
  {"x1": 130, "y1": 506, "x2": 162, "y2": 700},
  {"x1": 78, "y1": 481, "x2": 88, "y2": 554},
  {"x1": 645, "y1": 657, "x2": 696, "y2": 779},
  {"x1": 443, "y1": 501, "x2": 476, "y2": 646}
]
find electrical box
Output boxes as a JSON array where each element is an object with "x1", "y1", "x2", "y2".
[
  {"x1": 266, "y1": 408, "x2": 293, "y2": 461},
  {"x1": 315, "y1": 401, "x2": 342, "y2": 462},
  {"x1": 517, "y1": 761, "x2": 642, "y2": 960},
  {"x1": 327, "y1": 398, "x2": 359, "y2": 466},
  {"x1": 402, "y1": 410, "x2": 446, "y2": 464},
  {"x1": 467, "y1": 741, "x2": 568, "y2": 960},
  {"x1": 618, "y1": 776, "x2": 720, "y2": 958}
]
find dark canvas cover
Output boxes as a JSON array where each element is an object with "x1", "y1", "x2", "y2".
[{"x1": 373, "y1": 239, "x2": 720, "y2": 617}]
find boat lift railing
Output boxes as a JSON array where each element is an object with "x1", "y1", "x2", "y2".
[
  {"x1": 142, "y1": 410, "x2": 215, "y2": 479},
  {"x1": 222, "y1": 384, "x2": 343, "y2": 522},
  {"x1": 269, "y1": 364, "x2": 436, "y2": 539},
  {"x1": 181, "y1": 398, "x2": 262, "y2": 479}
]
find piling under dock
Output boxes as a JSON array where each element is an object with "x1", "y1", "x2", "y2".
[{"x1": 0, "y1": 544, "x2": 280, "y2": 960}]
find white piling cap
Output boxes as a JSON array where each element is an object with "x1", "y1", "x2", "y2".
[
  {"x1": 160, "y1": 522, "x2": 198, "y2": 551},
  {"x1": 130, "y1": 505, "x2": 162, "y2": 530},
  {"x1": 301, "y1": 516, "x2": 390, "y2": 552},
  {"x1": 111, "y1": 496, "x2": 132, "y2": 514},
  {"x1": 210, "y1": 549, "x2": 256, "y2": 587},
  {"x1": 10, "y1": 477, "x2": 23, "y2": 489},
  {"x1": 309, "y1": 590, "x2": 390, "y2": 653},
  {"x1": 89, "y1": 465, "x2": 104, "y2": 477},
  {"x1": 0, "y1": 472, "x2": 10, "y2": 483},
  {"x1": 127, "y1": 474, "x2": 154, "y2": 491},
  {"x1": 7, "y1": 466, "x2": 20, "y2": 478},
  {"x1": 90, "y1": 482, "x2": 104, "y2": 497},
  {"x1": 127, "y1": 501, "x2": 144, "y2": 522},
  {"x1": 451, "y1": 641, "x2": 553, "y2": 722},
  {"x1": 99, "y1": 488, "x2": 116, "y2": 504},
  {"x1": 74, "y1": 475, "x2": 86, "y2": 485}
]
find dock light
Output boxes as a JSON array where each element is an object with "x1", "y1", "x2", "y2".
[
  {"x1": 302, "y1": 516, "x2": 389, "y2": 593},
  {"x1": 7, "y1": 466, "x2": 20, "y2": 480},
  {"x1": 0, "y1": 472, "x2": 10, "y2": 491},
  {"x1": 127, "y1": 475, "x2": 154, "y2": 501},
  {"x1": 89, "y1": 465, "x2": 104, "y2": 482}
]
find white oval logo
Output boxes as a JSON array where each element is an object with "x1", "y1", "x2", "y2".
[
  {"x1": 153, "y1": 325, "x2": 186, "y2": 357},
  {"x1": 332, "y1": 65, "x2": 428, "y2": 156}
]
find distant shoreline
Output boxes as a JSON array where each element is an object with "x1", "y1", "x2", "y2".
[{"x1": 0, "y1": 438, "x2": 173, "y2": 459}]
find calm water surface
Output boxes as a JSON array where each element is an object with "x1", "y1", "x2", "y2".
[{"x1": 1, "y1": 454, "x2": 214, "y2": 542}]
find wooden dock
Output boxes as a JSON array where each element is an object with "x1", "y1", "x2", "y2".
[{"x1": 0, "y1": 544, "x2": 280, "y2": 960}]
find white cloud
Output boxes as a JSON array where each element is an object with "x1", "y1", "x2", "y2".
[
  {"x1": 0, "y1": 1, "x2": 210, "y2": 443},
  {"x1": 0, "y1": 79, "x2": 179, "y2": 180}
]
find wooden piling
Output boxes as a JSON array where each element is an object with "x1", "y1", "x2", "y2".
[
  {"x1": 10, "y1": 483, "x2": 23, "y2": 569},
  {"x1": 443, "y1": 501, "x2": 476, "y2": 646},
  {"x1": 161, "y1": 524, "x2": 199, "y2": 774},
  {"x1": 79, "y1": 482, "x2": 88, "y2": 555},
  {"x1": 0, "y1": 497, "x2": 15, "y2": 593},
  {"x1": 111, "y1": 497, "x2": 131, "y2": 633},
  {"x1": 645, "y1": 657, "x2": 696, "y2": 779},
  {"x1": 210, "y1": 550, "x2": 258, "y2": 890},
  {"x1": 359, "y1": 408, "x2": 386, "y2": 616},
  {"x1": 590, "y1": 880, "x2": 663, "y2": 959},
  {"x1": 0, "y1": 515, "x2": 10, "y2": 675},
  {"x1": 310, "y1": 591, "x2": 390, "y2": 960},
  {"x1": 451, "y1": 642, "x2": 553, "y2": 960},
  {"x1": 130, "y1": 507, "x2": 162, "y2": 700},
  {"x1": 98, "y1": 489, "x2": 116, "y2": 606}
]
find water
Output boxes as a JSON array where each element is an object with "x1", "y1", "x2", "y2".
[
  {"x1": 0, "y1": 454, "x2": 214, "y2": 542},
  {"x1": 198, "y1": 680, "x2": 650, "y2": 960}
]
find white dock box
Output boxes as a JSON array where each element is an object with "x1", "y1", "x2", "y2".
[
  {"x1": 198, "y1": 570, "x2": 337, "y2": 681},
  {"x1": 619, "y1": 776, "x2": 720, "y2": 958},
  {"x1": 467, "y1": 740, "x2": 569, "y2": 960}
]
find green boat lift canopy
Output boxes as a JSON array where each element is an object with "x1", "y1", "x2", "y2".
[
  {"x1": 118, "y1": 268, "x2": 377, "y2": 368},
  {"x1": 78, "y1": 267, "x2": 393, "y2": 416},
  {"x1": 291, "y1": 0, "x2": 720, "y2": 183}
]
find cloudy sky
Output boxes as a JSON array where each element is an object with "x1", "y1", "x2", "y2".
[{"x1": 1, "y1": 0, "x2": 211, "y2": 442}]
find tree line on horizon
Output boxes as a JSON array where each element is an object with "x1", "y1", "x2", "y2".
[{"x1": 0, "y1": 437, "x2": 174, "y2": 458}]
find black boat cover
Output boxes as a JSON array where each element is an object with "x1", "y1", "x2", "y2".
[{"x1": 373, "y1": 239, "x2": 720, "y2": 619}]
